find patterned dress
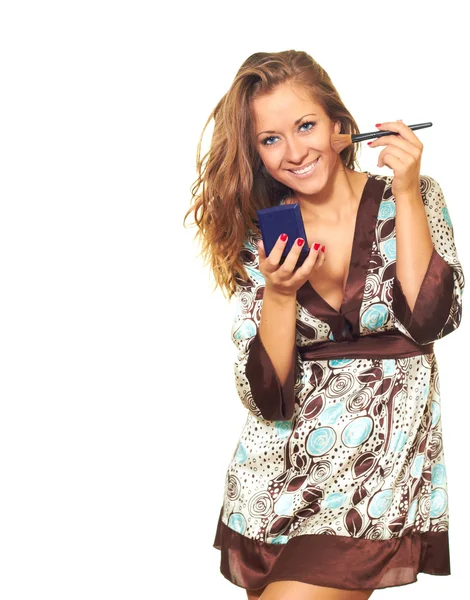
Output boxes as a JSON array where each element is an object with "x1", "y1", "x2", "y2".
[{"x1": 213, "y1": 172, "x2": 465, "y2": 591}]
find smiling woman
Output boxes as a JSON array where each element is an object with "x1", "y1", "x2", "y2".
[{"x1": 183, "y1": 50, "x2": 464, "y2": 598}]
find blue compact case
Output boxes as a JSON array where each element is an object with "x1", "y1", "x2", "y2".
[{"x1": 256, "y1": 203, "x2": 310, "y2": 261}]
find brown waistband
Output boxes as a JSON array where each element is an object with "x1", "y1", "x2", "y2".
[{"x1": 298, "y1": 330, "x2": 434, "y2": 361}]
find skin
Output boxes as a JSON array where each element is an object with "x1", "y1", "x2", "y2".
[
  {"x1": 251, "y1": 83, "x2": 370, "y2": 313},
  {"x1": 247, "y1": 85, "x2": 432, "y2": 600},
  {"x1": 368, "y1": 120, "x2": 433, "y2": 312},
  {"x1": 245, "y1": 84, "x2": 376, "y2": 599},
  {"x1": 246, "y1": 581, "x2": 374, "y2": 600}
]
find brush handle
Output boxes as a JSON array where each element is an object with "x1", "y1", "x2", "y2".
[{"x1": 351, "y1": 122, "x2": 432, "y2": 143}]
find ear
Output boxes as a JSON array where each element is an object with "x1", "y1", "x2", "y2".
[{"x1": 334, "y1": 120, "x2": 342, "y2": 134}]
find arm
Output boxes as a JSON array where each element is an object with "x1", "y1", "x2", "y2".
[
  {"x1": 392, "y1": 175, "x2": 465, "y2": 344},
  {"x1": 232, "y1": 235, "x2": 303, "y2": 421}
]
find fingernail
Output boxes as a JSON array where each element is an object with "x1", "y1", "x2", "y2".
[
  {"x1": 314, "y1": 242, "x2": 320, "y2": 250},
  {"x1": 375, "y1": 123, "x2": 382, "y2": 127},
  {"x1": 367, "y1": 141, "x2": 373, "y2": 145},
  {"x1": 280, "y1": 233, "x2": 287, "y2": 241},
  {"x1": 321, "y1": 245, "x2": 325, "y2": 252},
  {"x1": 297, "y1": 238, "x2": 304, "y2": 247}
]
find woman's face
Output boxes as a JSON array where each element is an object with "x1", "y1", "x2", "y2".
[{"x1": 251, "y1": 83, "x2": 342, "y2": 196}]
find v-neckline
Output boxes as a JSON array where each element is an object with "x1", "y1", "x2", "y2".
[
  {"x1": 292, "y1": 173, "x2": 386, "y2": 339},
  {"x1": 303, "y1": 172, "x2": 372, "y2": 315}
]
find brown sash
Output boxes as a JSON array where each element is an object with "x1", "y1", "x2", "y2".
[{"x1": 298, "y1": 330, "x2": 434, "y2": 361}]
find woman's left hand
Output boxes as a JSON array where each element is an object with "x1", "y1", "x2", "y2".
[{"x1": 367, "y1": 120, "x2": 423, "y2": 197}]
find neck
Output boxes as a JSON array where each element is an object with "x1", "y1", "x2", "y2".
[{"x1": 290, "y1": 165, "x2": 362, "y2": 224}]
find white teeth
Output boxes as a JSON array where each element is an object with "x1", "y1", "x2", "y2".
[{"x1": 291, "y1": 158, "x2": 319, "y2": 174}]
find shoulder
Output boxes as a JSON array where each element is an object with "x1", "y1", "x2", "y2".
[{"x1": 419, "y1": 174, "x2": 444, "y2": 200}]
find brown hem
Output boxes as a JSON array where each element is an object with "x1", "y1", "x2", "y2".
[
  {"x1": 245, "y1": 329, "x2": 298, "y2": 422},
  {"x1": 392, "y1": 247, "x2": 455, "y2": 344},
  {"x1": 213, "y1": 510, "x2": 450, "y2": 591}
]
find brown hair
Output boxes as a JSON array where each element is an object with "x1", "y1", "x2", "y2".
[{"x1": 183, "y1": 50, "x2": 362, "y2": 300}]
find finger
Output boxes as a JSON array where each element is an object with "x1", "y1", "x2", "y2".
[
  {"x1": 378, "y1": 151, "x2": 404, "y2": 172},
  {"x1": 280, "y1": 236, "x2": 308, "y2": 273},
  {"x1": 294, "y1": 241, "x2": 322, "y2": 279},
  {"x1": 374, "y1": 121, "x2": 423, "y2": 149},
  {"x1": 316, "y1": 245, "x2": 326, "y2": 268},
  {"x1": 377, "y1": 144, "x2": 414, "y2": 168},
  {"x1": 257, "y1": 238, "x2": 266, "y2": 263},
  {"x1": 368, "y1": 135, "x2": 422, "y2": 162},
  {"x1": 263, "y1": 233, "x2": 290, "y2": 273}
]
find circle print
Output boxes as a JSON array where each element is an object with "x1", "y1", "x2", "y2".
[
  {"x1": 430, "y1": 488, "x2": 448, "y2": 518},
  {"x1": 227, "y1": 474, "x2": 241, "y2": 500},
  {"x1": 329, "y1": 358, "x2": 354, "y2": 368},
  {"x1": 383, "y1": 238, "x2": 396, "y2": 260},
  {"x1": 239, "y1": 290, "x2": 254, "y2": 314},
  {"x1": 442, "y1": 206, "x2": 452, "y2": 227},
  {"x1": 363, "y1": 273, "x2": 380, "y2": 301},
  {"x1": 315, "y1": 526, "x2": 337, "y2": 535},
  {"x1": 431, "y1": 464, "x2": 446, "y2": 485},
  {"x1": 306, "y1": 427, "x2": 336, "y2": 456},
  {"x1": 325, "y1": 493, "x2": 348, "y2": 509},
  {"x1": 419, "y1": 495, "x2": 431, "y2": 517},
  {"x1": 411, "y1": 454, "x2": 425, "y2": 479},
  {"x1": 271, "y1": 535, "x2": 289, "y2": 544},
  {"x1": 360, "y1": 303, "x2": 389, "y2": 331},
  {"x1": 275, "y1": 420, "x2": 293, "y2": 439},
  {"x1": 342, "y1": 416, "x2": 373, "y2": 448},
  {"x1": 368, "y1": 489, "x2": 393, "y2": 519},
  {"x1": 378, "y1": 199, "x2": 396, "y2": 220},
  {"x1": 228, "y1": 512, "x2": 246, "y2": 534},
  {"x1": 235, "y1": 442, "x2": 248, "y2": 463},
  {"x1": 248, "y1": 491, "x2": 273, "y2": 518},
  {"x1": 365, "y1": 522, "x2": 386, "y2": 540},
  {"x1": 431, "y1": 401, "x2": 441, "y2": 426},
  {"x1": 233, "y1": 318, "x2": 256, "y2": 341},
  {"x1": 327, "y1": 372, "x2": 355, "y2": 398},
  {"x1": 308, "y1": 460, "x2": 332, "y2": 484},
  {"x1": 321, "y1": 403, "x2": 344, "y2": 425},
  {"x1": 274, "y1": 493, "x2": 294, "y2": 516},
  {"x1": 346, "y1": 387, "x2": 373, "y2": 413}
]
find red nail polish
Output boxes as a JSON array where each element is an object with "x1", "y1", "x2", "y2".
[
  {"x1": 321, "y1": 245, "x2": 325, "y2": 252},
  {"x1": 375, "y1": 123, "x2": 382, "y2": 127},
  {"x1": 280, "y1": 233, "x2": 287, "y2": 241},
  {"x1": 297, "y1": 238, "x2": 304, "y2": 247},
  {"x1": 314, "y1": 242, "x2": 320, "y2": 250},
  {"x1": 367, "y1": 141, "x2": 373, "y2": 145}
]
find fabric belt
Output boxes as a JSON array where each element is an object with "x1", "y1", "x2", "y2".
[{"x1": 298, "y1": 330, "x2": 434, "y2": 361}]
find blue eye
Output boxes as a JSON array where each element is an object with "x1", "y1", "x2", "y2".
[
  {"x1": 261, "y1": 121, "x2": 317, "y2": 146},
  {"x1": 300, "y1": 121, "x2": 316, "y2": 132}
]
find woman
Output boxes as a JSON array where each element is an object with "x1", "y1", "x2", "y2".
[{"x1": 184, "y1": 50, "x2": 465, "y2": 599}]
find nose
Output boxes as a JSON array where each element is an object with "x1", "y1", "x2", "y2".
[{"x1": 284, "y1": 136, "x2": 309, "y2": 166}]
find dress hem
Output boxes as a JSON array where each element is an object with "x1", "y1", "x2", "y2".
[{"x1": 213, "y1": 510, "x2": 450, "y2": 591}]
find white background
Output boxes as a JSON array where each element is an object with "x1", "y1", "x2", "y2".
[{"x1": 0, "y1": 1, "x2": 468, "y2": 598}]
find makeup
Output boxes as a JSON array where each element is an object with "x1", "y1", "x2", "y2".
[{"x1": 330, "y1": 122, "x2": 432, "y2": 154}]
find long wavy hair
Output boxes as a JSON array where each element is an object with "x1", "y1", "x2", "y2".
[{"x1": 183, "y1": 50, "x2": 362, "y2": 300}]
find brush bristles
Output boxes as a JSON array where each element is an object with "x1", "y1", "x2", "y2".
[{"x1": 330, "y1": 133, "x2": 353, "y2": 154}]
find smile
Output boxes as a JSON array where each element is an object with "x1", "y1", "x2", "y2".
[{"x1": 288, "y1": 157, "x2": 320, "y2": 178}]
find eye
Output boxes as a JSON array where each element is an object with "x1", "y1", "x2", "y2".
[
  {"x1": 300, "y1": 120, "x2": 316, "y2": 132},
  {"x1": 261, "y1": 135, "x2": 277, "y2": 146},
  {"x1": 261, "y1": 121, "x2": 317, "y2": 146}
]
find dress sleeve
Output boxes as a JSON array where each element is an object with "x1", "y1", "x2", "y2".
[
  {"x1": 231, "y1": 234, "x2": 303, "y2": 421},
  {"x1": 391, "y1": 175, "x2": 465, "y2": 345}
]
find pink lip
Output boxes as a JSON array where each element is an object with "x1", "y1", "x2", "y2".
[{"x1": 287, "y1": 158, "x2": 320, "y2": 172}]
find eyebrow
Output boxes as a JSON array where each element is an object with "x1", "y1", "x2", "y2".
[{"x1": 256, "y1": 113, "x2": 317, "y2": 137}]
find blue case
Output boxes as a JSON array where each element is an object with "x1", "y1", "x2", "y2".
[{"x1": 256, "y1": 203, "x2": 310, "y2": 262}]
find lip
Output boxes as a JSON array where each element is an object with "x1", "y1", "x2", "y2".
[{"x1": 287, "y1": 157, "x2": 320, "y2": 178}]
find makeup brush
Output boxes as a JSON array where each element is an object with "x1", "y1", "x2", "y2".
[{"x1": 331, "y1": 122, "x2": 433, "y2": 154}]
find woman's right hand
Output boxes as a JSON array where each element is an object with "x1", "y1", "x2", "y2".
[{"x1": 257, "y1": 234, "x2": 325, "y2": 297}]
